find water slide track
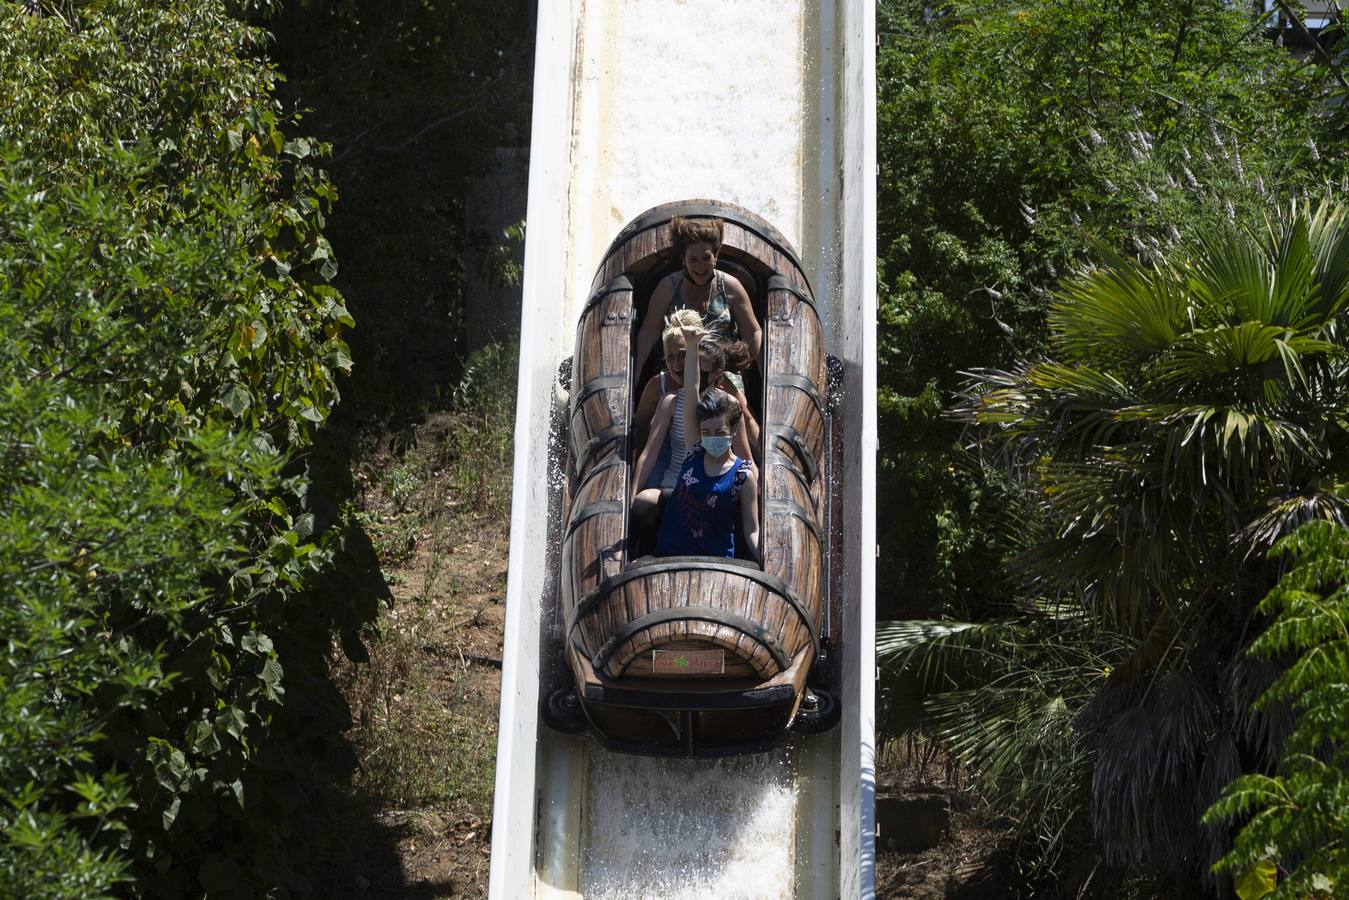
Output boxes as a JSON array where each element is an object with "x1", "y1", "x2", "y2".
[{"x1": 490, "y1": 2, "x2": 875, "y2": 896}]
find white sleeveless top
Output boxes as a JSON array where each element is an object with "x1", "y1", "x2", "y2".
[{"x1": 658, "y1": 372, "x2": 688, "y2": 490}]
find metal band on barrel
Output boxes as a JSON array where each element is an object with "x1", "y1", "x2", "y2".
[{"x1": 591, "y1": 605, "x2": 789, "y2": 674}]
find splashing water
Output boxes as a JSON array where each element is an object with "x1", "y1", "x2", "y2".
[{"x1": 580, "y1": 747, "x2": 800, "y2": 899}]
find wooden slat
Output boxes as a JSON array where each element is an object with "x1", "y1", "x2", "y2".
[{"x1": 598, "y1": 566, "x2": 806, "y2": 679}]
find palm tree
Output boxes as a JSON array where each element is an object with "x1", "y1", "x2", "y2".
[
  {"x1": 883, "y1": 200, "x2": 1349, "y2": 887},
  {"x1": 969, "y1": 200, "x2": 1349, "y2": 631}
]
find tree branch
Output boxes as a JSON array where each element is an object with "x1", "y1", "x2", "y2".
[{"x1": 1274, "y1": 0, "x2": 1349, "y2": 91}]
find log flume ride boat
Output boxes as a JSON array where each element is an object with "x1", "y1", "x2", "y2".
[{"x1": 543, "y1": 200, "x2": 840, "y2": 757}]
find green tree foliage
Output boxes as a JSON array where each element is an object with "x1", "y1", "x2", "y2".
[
  {"x1": 0, "y1": 2, "x2": 381, "y2": 895},
  {"x1": 949, "y1": 200, "x2": 1349, "y2": 885},
  {"x1": 876, "y1": 0, "x2": 1346, "y2": 618},
  {"x1": 1204, "y1": 520, "x2": 1349, "y2": 900},
  {"x1": 966, "y1": 201, "x2": 1349, "y2": 632}
]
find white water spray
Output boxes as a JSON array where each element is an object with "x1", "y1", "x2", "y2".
[{"x1": 580, "y1": 747, "x2": 800, "y2": 899}]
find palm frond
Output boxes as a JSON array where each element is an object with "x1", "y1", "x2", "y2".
[
  {"x1": 1149, "y1": 669, "x2": 1215, "y2": 789},
  {"x1": 876, "y1": 618, "x2": 1019, "y2": 689},
  {"x1": 1089, "y1": 671, "x2": 1221, "y2": 874},
  {"x1": 1151, "y1": 322, "x2": 1336, "y2": 393},
  {"x1": 1241, "y1": 490, "x2": 1349, "y2": 555},
  {"x1": 1264, "y1": 212, "x2": 1315, "y2": 329},
  {"x1": 1303, "y1": 199, "x2": 1349, "y2": 323},
  {"x1": 1050, "y1": 251, "x2": 1189, "y2": 366}
]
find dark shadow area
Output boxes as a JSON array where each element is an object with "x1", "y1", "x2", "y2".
[
  {"x1": 255, "y1": 2, "x2": 536, "y2": 894},
  {"x1": 293, "y1": 765, "x2": 414, "y2": 898},
  {"x1": 300, "y1": 775, "x2": 481, "y2": 899},
  {"x1": 267, "y1": 0, "x2": 536, "y2": 439}
]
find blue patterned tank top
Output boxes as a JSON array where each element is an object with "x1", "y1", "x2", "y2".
[{"x1": 654, "y1": 446, "x2": 750, "y2": 558}]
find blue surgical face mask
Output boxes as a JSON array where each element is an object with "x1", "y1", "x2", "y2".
[{"x1": 700, "y1": 435, "x2": 732, "y2": 456}]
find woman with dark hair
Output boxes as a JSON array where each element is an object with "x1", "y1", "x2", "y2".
[
  {"x1": 631, "y1": 325, "x2": 760, "y2": 561},
  {"x1": 632, "y1": 216, "x2": 762, "y2": 379}
]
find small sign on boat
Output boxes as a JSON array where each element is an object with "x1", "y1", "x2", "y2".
[{"x1": 652, "y1": 649, "x2": 725, "y2": 675}]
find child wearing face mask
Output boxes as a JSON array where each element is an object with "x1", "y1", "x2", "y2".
[
  {"x1": 631, "y1": 325, "x2": 760, "y2": 560},
  {"x1": 652, "y1": 347, "x2": 760, "y2": 559}
]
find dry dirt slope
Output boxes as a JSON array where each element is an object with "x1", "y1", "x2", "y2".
[{"x1": 319, "y1": 410, "x2": 510, "y2": 898}]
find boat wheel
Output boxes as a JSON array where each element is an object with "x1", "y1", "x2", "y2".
[
  {"x1": 542, "y1": 687, "x2": 587, "y2": 734},
  {"x1": 791, "y1": 688, "x2": 840, "y2": 734}
]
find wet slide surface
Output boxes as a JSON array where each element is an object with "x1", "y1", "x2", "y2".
[{"x1": 491, "y1": 1, "x2": 875, "y2": 896}]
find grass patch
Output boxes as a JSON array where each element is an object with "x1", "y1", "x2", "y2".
[{"x1": 348, "y1": 629, "x2": 498, "y2": 811}]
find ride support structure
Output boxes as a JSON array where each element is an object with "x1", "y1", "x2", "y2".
[{"x1": 490, "y1": 2, "x2": 876, "y2": 896}]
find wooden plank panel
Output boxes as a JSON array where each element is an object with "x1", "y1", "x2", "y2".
[
  {"x1": 733, "y1": 629, "x2": 757, "y2": 669},
  {"x1": 625, "y1": 578, "x2": 647, "y2": 625},
  {"x1": 690, "y1": 568, "x2": 709, "y2": 617},
  {"x1": 578, "y1": 599, "x2": 601, "y2": 659},
  {"x1": 761, "y1": 584, "x2": 788, "y2": 637},
  {"x1": 655, "y1": 570, "x2": 686, "y2": 646},
  {"x1": 670, "y1": 570, "x2": 690, "y2": 611},
  {"x1": 573, "y1": 523, "x2": 600, "y2": 596},
  {"x1": 623, "y1": 577, "x2": 655, "y2": 655},
  {"x1": 596, "y1": 518, "x2": 625, "y2": 587},
  {"x1": 744, "y1": 582, "x2": 769, "y2": 647},
  {"x1": 630, "y1": 573, "x2": 666, "y2": 658},
  {"x1": 767, "y1": 596, "x2": 793, "y2": 659},
  {"x1": 684, "y1": 620, "x2": 719, "y2": 645},
  {"x1": 764, "y1": 596, "x2": 792, "y2": 658},
  {"x1": 714, "y1": 576, "x2": 747, "y2": 662},
  {"x1": 597, "y1": 574, "x2": 618, "y2": 656}
]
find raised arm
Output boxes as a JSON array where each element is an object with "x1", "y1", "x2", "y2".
[
  {"x1": 723, "y1": 379, "x2": 761, "y2": 463},
  {"x1": 631, "y1": 395, "x2": 675, "y2": 504},
  {"x1": 726, "y1": 275, "x2": 762, "y2": 370},
  {"x1": 634, "y1": 278, "x2": 674, "y2": 381},
  {"x1": 681, "y1": 325, "x2": 703, "y2": 453},
  {"x1": 739, "y1": 466, "x2": 760, "y2": 562}
]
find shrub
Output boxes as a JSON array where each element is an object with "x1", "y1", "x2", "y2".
[{"x1": 0, "y1": 2, "x2": 380, "y2": 896}]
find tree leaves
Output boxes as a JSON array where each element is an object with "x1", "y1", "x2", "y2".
[
  {"x1": 966, "y1": 201, "x2": 1349, "y2": 631},
  {"x1": 874, "y1": 0, "x2": 1345, "y2": 622},
  {"x1": 0, "y1": 2, "x2": 375, "y2": 896},
  {"x1": 944, "y1": 199, "x2": 1349, "y2": 888},
  {"x1": 220, "y1": 382, "x2": 251, "y2": 416},
  {"x1": 1204, "y1": 523, "x2": 1349, "y2": 898},
  {"x1": 1233, "y1": 859, "x2": 1278, "y2": 900}
]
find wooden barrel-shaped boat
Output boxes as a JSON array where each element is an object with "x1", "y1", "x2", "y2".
[{"x1": 553, "y1": 200, "x2": 835, "y2": 756}]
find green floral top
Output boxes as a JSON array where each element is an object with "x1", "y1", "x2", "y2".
[{"x1": 670, "y1": 270, "x2": 735, "y2": 341}]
